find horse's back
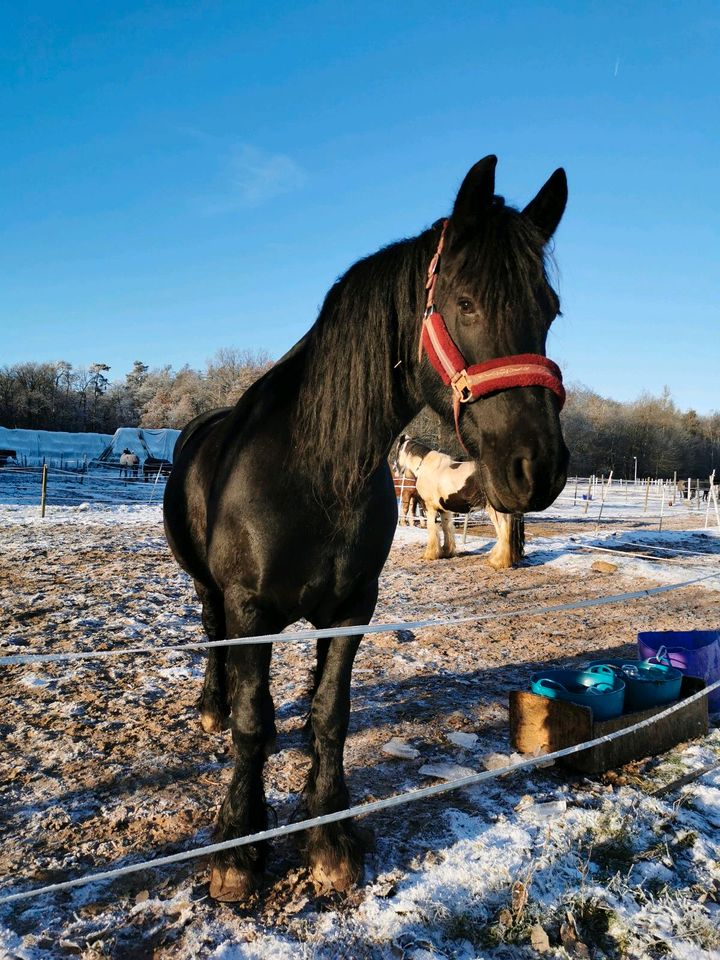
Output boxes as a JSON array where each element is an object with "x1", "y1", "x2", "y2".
[
  {"x1": 173, "y1": 407, "x2": 232, "y2": 463},
  {"x1": 164, "y1": 407, "x2": 234, "y2": 585},
  {"x1": 417, "y1": 453, "x2": 486, "y2": 513}
]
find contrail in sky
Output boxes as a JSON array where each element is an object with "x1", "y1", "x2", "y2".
[{"x1": 614, "y1": 56, "x2": 620, "y2": 77}]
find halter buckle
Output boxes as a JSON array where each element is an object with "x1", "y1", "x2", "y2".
[{"x1": 450, "y1": 370, "x2": 473, "y2": 403}]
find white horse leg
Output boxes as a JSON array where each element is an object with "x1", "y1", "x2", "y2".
[
  {"x1": 486, "y1": 506, "x2": 512, "y2": 570},
  {"x1": 440, "y1": 510, "x2": 456, "y2": 558},
  {"x1": 485, "y1": 507, "x2": 525, "y2": 569},
  {"x1": 423, "y1": 507, "x2": 442, "y2": 560}
]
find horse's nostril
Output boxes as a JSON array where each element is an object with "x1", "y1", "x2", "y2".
[
  {"x1": 511, "y1": 455, "x2": 533, "y2": 492},
  {"x1": 512, "y1": 456, "x2": 526, "y2": 484}
]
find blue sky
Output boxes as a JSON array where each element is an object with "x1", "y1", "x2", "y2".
[{"x1": 1, "y1": 1, "x2": 718, "y2": 411}]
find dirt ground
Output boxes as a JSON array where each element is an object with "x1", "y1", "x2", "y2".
[{"x1": 1, "y1": 507, "x2": 719, "y2": 958}]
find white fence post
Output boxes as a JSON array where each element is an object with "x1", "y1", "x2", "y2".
[
  {"x1": 658, "y1": 481, "x2": 666, "y2": 532},
  {"x1": 705, "y1": 470, "x2": 716, "y2": 530},
  {"x1": 595, "y1": 470, "x2": 613, "y2": 531}
]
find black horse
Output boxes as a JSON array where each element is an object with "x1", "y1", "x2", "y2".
[
  {"x1": 143, "y1": 456, "x2": 172, "y2": 481},
  {"x1": 163, "y1": 156, "x2": 569, "y2": 902}
]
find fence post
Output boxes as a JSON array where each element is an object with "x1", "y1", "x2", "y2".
[
  {"x1": 462, "y1": 512, "x2": 470, "y2": 545},
  {"x1": 643, "y1": 478, "x2": 651, "y2": 513},
  {"x1": 573, "y1": 475, "x2": 579, "y2": 506},
  {"x1": 595, "y1": 470, "x2": 613, "y2": 531},
  {"x1": 712, "y1": 483, "x2": 720, "y2": 532},
  {"x1": 40, "y1": 464, "x2": 48, "y2": 518},
  {"x1": 583, "y1": 476, "x2": 592, "y2": 514},
  {"x1": 705, "y1": 470, "x2": 716, "y2": 530},
  {"x1": 148, "y1": 467, "x2": 163, "y2": 504},
  {"x1": 658, "y1": 481, "x2": 666, "y2": 532}
]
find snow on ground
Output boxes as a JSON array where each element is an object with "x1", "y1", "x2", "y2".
[{"x1": 1, "y1": 478, "x2": 719, "y2": 959}]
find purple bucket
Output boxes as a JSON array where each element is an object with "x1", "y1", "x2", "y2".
[{"x1": 637, "y1": 631, "x2": 720, "y2": 712}]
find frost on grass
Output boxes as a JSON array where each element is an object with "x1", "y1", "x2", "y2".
[{"x1": 0, "y1": 500, "x2": 719, "y2": 958}]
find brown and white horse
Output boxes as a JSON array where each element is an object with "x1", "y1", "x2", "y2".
[
  {"x1": 393, "y1": 468, "x2": 426, "y2": 526},
  {"x1": 395, "y1": 435, "x2": 524, "y2": 568}
]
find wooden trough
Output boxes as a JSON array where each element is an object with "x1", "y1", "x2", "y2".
[{"x1": 510, "y1": 675, "x2": 708, "y2": 774}]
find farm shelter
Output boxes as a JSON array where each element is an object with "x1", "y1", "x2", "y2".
[
  {"x1": 95, "y1": 427, "x2": 181, "y2": 464},
  {"x1": 0, "y1": 487, "x2": 719, "y2": 958},
  {"x1": 0, "y1": 427, "x2": 112, "y2": 469}
]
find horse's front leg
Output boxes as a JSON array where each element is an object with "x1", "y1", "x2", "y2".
[
  {"x1": 305, "y1": 583, "x2": 377, "y2": 892},
  {"x1": 423, "y1": 506, "x2": 441, "y2": 559},
  {"x1": 485, "y1": 507, "x2": 524, "y2": 569},
  {"x1": 440, "y1": 509, "x2": 456, "y2": 557},
  {"x1": 209, "y1": 591, "x2": 279, "y2": 902}
]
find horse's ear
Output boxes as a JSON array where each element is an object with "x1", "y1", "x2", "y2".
[
  {"x1": 451, "y1": 155, "x2": 497, "y2": 232},
  {"x1": 523, "y1": 168, "x2": 567, "y2": 242}
]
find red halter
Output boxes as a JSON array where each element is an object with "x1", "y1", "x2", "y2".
[{"x1": 418, "y1": 219, "x2": 566, "y2": 440}]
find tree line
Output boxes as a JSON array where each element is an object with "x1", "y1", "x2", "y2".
[
  {"x1": 0, "y1": 350, "x2": 272, "y2": 435},
  {"x1": 1, "y1": 356, "x2": 718, "y2": 479}
]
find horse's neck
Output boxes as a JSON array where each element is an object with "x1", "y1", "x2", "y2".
[
  {"x1": 285, "y1": 231, "x2": 435, "y2": 498},
  {"x1": 404, "y1": 454, "x2": 425, "y2": 477},
  {"x1": 419, "y1": 450, "x2": 452, "y2": 474}
]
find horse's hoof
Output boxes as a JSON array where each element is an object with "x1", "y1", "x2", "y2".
[
  {"x1": 309, "y1": 852, "x2": 362, "y2": 893},
  {"x1": 208, "y1": 865, "x2": 257, "y2": 902},
  {"x1": 200, "y1": 710, "x2": 230, "y2": 733}
]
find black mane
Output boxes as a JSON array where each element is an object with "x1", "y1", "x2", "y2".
[{"x1": 293, "y1": 224, "x2": 438, "y2": 501}]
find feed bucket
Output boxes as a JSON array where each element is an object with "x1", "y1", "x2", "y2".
[
  {"x1": 637, "y1": 631, "x2": 720, "y2": 711},
  {"x1": 587, "y1": 659, "x2": 682, "y2": 712},
  {"x1": 531, "y1": 668, "x2": 625, "y2": 720}
]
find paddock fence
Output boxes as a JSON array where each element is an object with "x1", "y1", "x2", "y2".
[
  {"x1": 1, "y1": 561, "x2": 719, "y2": 906},
  {"x1": 1, "y1": 461, "x2": 718, "y2": 531},
  {"x1": 0, "y1": 461, "x2": 169, "y2": 508}
]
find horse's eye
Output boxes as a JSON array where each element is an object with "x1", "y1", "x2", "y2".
[{"x1": 458, "y1": 298, "x2": 475, "y2": 314}]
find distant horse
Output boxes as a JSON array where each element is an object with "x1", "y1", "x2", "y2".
[
  {"x1": 119, "y1": 449, "x2": 139, "y2": 480},
  {"x1": 164, "y1": 156, "x2": 568, "y2": 901},
  {"x1": 393, "y1": 468, "x2": 426, "y2": 526},
  {"x1": 395, "y1": 436, "x2": 524, "y2": 568},
  {"x1": 143, "y1": 457, "x2": 172, "y2": 482}
]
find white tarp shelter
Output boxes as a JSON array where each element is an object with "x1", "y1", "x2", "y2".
[
  {"x1": 0, "y1": 427, "x2": 113, "y2": 467},
  {"x1": 97, "y1": 427, "x2": 181, "y2": 463}
]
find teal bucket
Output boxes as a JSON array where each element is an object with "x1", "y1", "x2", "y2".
[
  {"x1": 587, "y1": 659, "x2": 682, "y2": 712},
  {"x1": 531, "y1": 668, "x2": 625, "y2": 720},
  {"x1": 638, "y1": 631, "x2": 720, "y2": 712}
]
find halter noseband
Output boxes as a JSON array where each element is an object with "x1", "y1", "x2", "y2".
[{"x1": 419, "y1": 219, "x2": 566, "y2": 439}]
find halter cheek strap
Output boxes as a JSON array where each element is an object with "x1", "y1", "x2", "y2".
[{"x1": 418, "y1": 219, "x2": 566, "y2": 439}]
